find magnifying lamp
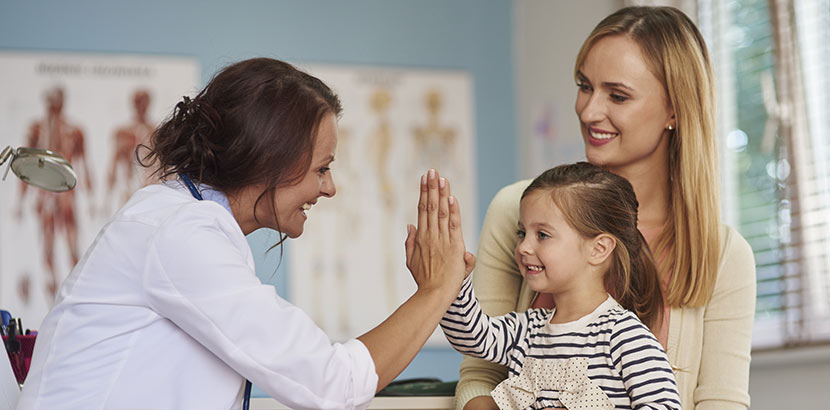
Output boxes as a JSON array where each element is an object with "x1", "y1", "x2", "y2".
[{"x1": 0, "y1": 146, "x2": 77, "y2": 192}]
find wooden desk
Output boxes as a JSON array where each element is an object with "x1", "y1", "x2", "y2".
[{"x1": 251, "y1": 396, "x2": 455, "y2": 410}]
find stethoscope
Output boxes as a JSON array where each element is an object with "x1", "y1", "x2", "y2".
[{"x1": 180, "y1": 173, "x2": 253, "y2": 410}]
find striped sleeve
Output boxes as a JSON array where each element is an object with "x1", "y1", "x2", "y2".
[
  {"x1": 609, "y1": 312, "x2": 682, "y2": 410},
  {"x1": 440, "y1": 275, "x2": 526, "y2": 367}
]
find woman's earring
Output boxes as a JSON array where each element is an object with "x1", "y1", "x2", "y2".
[{"x1": 667, "y1": 124, "x2": 675, "y2": 131}]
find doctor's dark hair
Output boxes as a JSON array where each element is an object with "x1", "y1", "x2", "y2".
[
  {"x1": 522, "y1": 162, "x2": 664, "y2": 332},
  {"x1": 138, "y1": 58, "x2": 341, "y2": 243}
]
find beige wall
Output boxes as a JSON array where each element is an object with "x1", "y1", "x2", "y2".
[{"x1": 513, "y1": 0, "x2": 622, "y2": 179}]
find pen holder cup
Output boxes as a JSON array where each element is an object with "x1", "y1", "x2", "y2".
[{"x1": 3, "y1": 334, "x2": 36, "y2": 385}]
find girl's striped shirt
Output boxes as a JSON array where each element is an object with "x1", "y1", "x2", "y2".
[{"x1": 441, "y1": 276, "x2": 681, "y2": 410}]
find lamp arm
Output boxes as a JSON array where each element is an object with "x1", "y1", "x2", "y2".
[{"x1": 1, "y1": 146, "x2": 13, "y2": 181}]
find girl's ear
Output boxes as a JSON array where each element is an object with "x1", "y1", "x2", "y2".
[{"x1": 588, "y1": 233, "x2": 616, "y2": 266}]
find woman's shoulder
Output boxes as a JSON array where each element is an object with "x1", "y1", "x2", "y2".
[
  {"x1": 487, "y1": 179, "x2": 533, "y2": 211},
  {"x1": 718, "y1": 225, "x2": 755, "y2": 268},
  {"x1": 712, "y1": 224, "x2": 757, "y2": 292},
  {"x1": 124, "y1": 184, "x2": 241, "y2": 238},
  {"x1": 500, "y1": 179, "x2": 534, "y2": 195},
  {"x1": 480, "y1": 179, "x2": 534, "y2": 242}
]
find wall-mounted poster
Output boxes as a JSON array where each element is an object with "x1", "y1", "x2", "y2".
[
  {"x1": 289, "y1": 63, "x2": 477, "y2": 345},
  {"x1": 0, "y1": 52, "x2": 199, "y2": 329}
]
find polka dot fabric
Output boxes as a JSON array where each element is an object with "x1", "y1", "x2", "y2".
[{"x1": 491, "y1": 357, "x2": 614, "y2": 410}]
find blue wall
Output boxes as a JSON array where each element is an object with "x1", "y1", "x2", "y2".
[{"x1": 0, "y1": 0, "x2": 516, "y2": 389}]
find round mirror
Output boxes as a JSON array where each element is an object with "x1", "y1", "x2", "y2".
[{"x1": 5, "y1": 147, "x2": 77, "y2": 192}]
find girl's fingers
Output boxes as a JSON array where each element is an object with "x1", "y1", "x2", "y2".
[
  {"x1": 448, "y1": 195, "x2": 463, "y2": 245},
  {"x1": 464, "y1": 251, "x2": 476, "y2": 276},
  {"x1": 438, "y1": 177, "x2": 450, "y2": 237}
]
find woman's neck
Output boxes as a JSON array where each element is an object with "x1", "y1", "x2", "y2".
[
  {"x1": 611, "y1": 162, "x2": 671, "y2": 232},
  {"x1": 226, "y1": 186, "x2": 264, "y2": 235}
]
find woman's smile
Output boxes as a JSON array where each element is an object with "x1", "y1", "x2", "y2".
[{"x1": 586, "y1": 126, "x2": 618, "y2": 146}]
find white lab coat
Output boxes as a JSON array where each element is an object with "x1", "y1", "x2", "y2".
[{"x1": 17, "y1": 182, "x2": 378, "y2": 410}]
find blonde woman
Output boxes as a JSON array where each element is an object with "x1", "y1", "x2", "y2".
[{"x1": 456, "y1": 6, "x2": 756, "y2": 410}]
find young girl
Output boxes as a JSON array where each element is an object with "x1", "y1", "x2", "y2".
[{"x1": 441, "y1": 162, "x2": 680, "y2": 410}]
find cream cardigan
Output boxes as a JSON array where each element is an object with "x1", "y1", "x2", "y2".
[{"x1": 455, "y1": 180, "x2": 756, "y2": 410}]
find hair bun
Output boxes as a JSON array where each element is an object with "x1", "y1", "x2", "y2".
[{"x1": 174, "y1": 96, "x2": 195, "y2": 124}]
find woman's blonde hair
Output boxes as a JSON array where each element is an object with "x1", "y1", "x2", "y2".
[{"x1": 573, "y1": 6, "x2": 721, "y2": 307}]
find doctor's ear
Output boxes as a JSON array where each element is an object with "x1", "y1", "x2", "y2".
[{"x1": 588, "y1": 234, "x2": 616, "y2": 266}]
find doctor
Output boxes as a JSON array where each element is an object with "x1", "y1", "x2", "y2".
[{"x1": 17, "y1": 58, "x2": 473, "y2": 410}]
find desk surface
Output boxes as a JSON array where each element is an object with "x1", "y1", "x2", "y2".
[{"x1": 251, "y1": 396, "x2": 455, "y2": 410}]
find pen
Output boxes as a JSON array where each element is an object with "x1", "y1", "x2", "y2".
[{"x1": 0, "y1": 309, "x2": 11, "y2": 327}]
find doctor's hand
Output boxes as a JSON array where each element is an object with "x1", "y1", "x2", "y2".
[{"x1": 404, "y1": 169, "x2": 474, "y2": 300}]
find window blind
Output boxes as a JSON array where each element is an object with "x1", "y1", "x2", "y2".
[{"x1": 701, "y1": 0, "x2": 830, "y2": 350}]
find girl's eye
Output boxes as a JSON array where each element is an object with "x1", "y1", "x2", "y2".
[
  {"x1": 577, "y1": 82, "x2": 592, "y2": 93},
  {"x1": 318, "y1": 167, "x2": 330, "y2": 175},
  {"x1": 516, "y1": 229, "x2": 526, "y2": 239},
  {"x1": 536, "y1": 232, "x2": 549, "y2": 240}
]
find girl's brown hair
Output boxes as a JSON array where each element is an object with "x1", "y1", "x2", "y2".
[
  {"x1": 523, "y1": 162, "x2": 664, "y2": 332},
  {"x1": 138, "y1": 58, "x2": 341, "y2": 244},
  {"x1": 574, "y1": 6, "x2": 721, "y2": 307}
]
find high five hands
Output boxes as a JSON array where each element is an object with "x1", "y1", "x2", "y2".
[
  {"x1": 358, "y1": 169, "x2": 476, "y2": 392},
  {"x1": 405, "y1": 169, "x2": 476, "y2": 300}
]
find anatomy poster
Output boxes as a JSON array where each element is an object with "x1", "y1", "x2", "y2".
[
  {"x1": 289, "y1": 63, "x2": 477, "y2": 345},
  {"x1": 0, "y1": 52, "x2": 198, "y2": 329}
]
